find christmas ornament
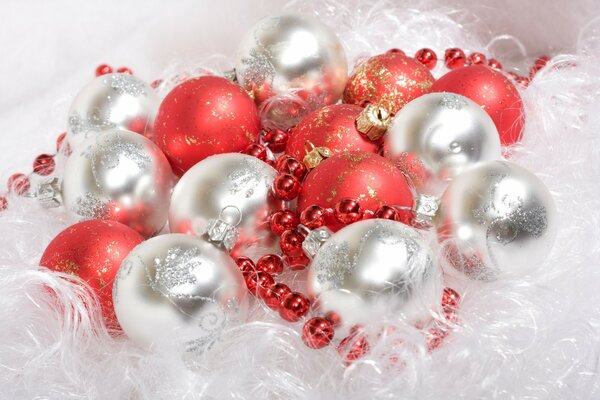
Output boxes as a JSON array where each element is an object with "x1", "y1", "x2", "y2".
[
  {"x1": 307, "y1": 218, "x2": 438, "y2": 336},
  {"x1": 384, "y1": 92, "x2": 501, "y2": 193},
  {"x1": 434, "y1": 160, "x2": 557, "y2": 280},
  {"x1": 62, "y1": 129, "x2": 174, "y2": 237},
  {"x1": 298, "y1": 152, "x2": 413, "y2": 230},
  {"x1": 235, "y1": 14, "x2": 347, "y2": 128},
  {"x1": 169, "y1": 153, "x2": 281, "y2": 251},
  {"x1": 40, "y1": 220, "x2": 144, "y2": 328},
  {"x1": 66, "y1": 73, "x2": 159, "y2": 151},
  {"x1": 113, "y1": 233, "x2": 247, "y2": 349},
  {"x1": 431, "y1": 65, "x2": 524, "y2": 145},
  {"x1": 153, "y1": 76, "x2": 261, "y2": 176},
  {"x1": 343, "y1": 50, "x2": 435, "y2": 115},
  {"x1": 285, "y1": 104, "x2": 379, "y2": 162}
]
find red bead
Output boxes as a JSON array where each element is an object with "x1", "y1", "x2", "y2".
[
  {"x1": 385, "y1": 48, "x2": 405, "y2": 56},
  {"x1": 487, "y1": 58, "x2": 502, "y2": 70},
  {"x1": 279, "y1": 292, "x2": 310, "y2": 322},
  {"x1": 263, "y1": 129, "x2": 289, "y2": 153},
  {"x1": 467, "y1": 52, "x2": 486, "y2": 65},
  {"x1": 444, "y1": 48, "x2": 466, "y2": 69},
  {"x1": 514, "y1": 75, "x2": 530, "y2": 88},
  {"x1": 116, "y1": 67, "x2": 133, "y2": 75},
  {"x1": 530, "y1": 55, "x2": 550, "y2": 77},
  {"x1": 338, "y1": 333, "x2": 370, "y2": 363},
  {"x1": 150, "y1": 79, "x2": 163, "y2": 89},
  {"x1": 234, "y1": 256, "x2": 256, "y2": 274},
  {"x1": 245, "y1": 271, "x2": 275, "y2": 298},
  {"x1": 0, "y1": 196, "x2": 7, "y2": 212},
  {"x1": 7, "y1": 173, "x2": 30, "y2": 195},
  {"x1": 273, "y1": 174, "x2": 301, "y2": 200},
  {"x1": 427, "y1": 325, "x2": 450, "y2": 352},
  {"x1": 414, "y1": 48, "x2": 437, "y2": 70},
  {"x1": 269, "y1": 210, "x2": 299, "y2": 236},
  {"x1": 300, "y1": 205, "x2": 327, "y2": 229},
  {"x1": 334, "y1": 198, "x2": 363, "y2": 224},
  {"x1": 56, "y1": 132, "x2": 67, "y2": 152},
  {"x1": 324, "y1": 311, "x2": 342, "y2": 328},
  {"x1": 283, "y1": 253, "x2": 310, "y2": 270},
  {"x1": 95, "y1": 64, "x2": 112, "y2": 76},
  {"x1": 277, "y1": 157, "x2": 308, "y2": 181},
  {"x1": 244, "y1": 143, "x2": 268, "y2": 161},
  {"x1": 256, "y1": 254, "x2": 284, "y2": 275},
  {"x1": 302, "y1": 317, "x2": 335, "y2": 349},
  {"x1": 374, "y1": 205, "x2": 399, "y2": 221},
  {"x1": 263, "y1": 282, "x2": 292, "y2": 310},
  {"x1": 280, "y1": 229, "x2": 304, "y2": 256},
  {"x1": 33, "y1": 154, "x2": 56, "y2": 176},
  {"x1": 442, "y1": 287, "x2": 461, "y2": 315}
]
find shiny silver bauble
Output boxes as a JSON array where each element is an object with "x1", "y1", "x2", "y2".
[
  {"x1": 113, "y1": 234, "x2": 247, "y2": 350},
  {"x1": 62, "y1": 129, "x2": 174, "y2": 237},
  {"x1": 434, "y1": 160, "x2": 557, "y2": 280},
  {"x1": 384, "y1": 92, "x2": 501, "y2": 194},
  {"x1": 66, "y1": 73, "x2": 159, "y2": 151}
]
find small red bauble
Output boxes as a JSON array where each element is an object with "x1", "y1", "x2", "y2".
[
  {"x1": 39, "y1": 220, "x2": 144, "y2": 328},
  {"x1": 270, "y1": 210, "x2": 299, "y2": 235},
  {"x1": 280, "y1": 229, "x2": 304, "y2": 256},
  {"x1": 245, "y1": 271, "x2": 275, "y2": 298},
  {"x1": 302, "y1": 317, "x2": 335, "y2": 349},
  {"x1": 0, "y1": 196, "x2": 7, "y2": 211},
  {"x1": 33, "y1": 154, "x2": 56, "y2": 176},
  {"x1": 153, "y1": 76, "x2": 261, "y2": 176},
  {"x1": 415, "y1": 48, "x2": 437, "y2": 70},
  {"x1": 7, "y1": 173, "x2": 30, "y2": 195},
  {"x1": 234, "y1": 256, "x2": 256, "y2": 274},
  {"x1": 279, "y1": 292, "x2": 310, "y2": 322},
  {"x1": 273, "y1": 174, "x2": 301, "y2": 200},
  {"x1": 116, "y1": 67, "x2": 133, "y2": 74},
  {"x1": 256, "y1": 254, "x2": 284, "y2": 275},
  {"x1": 244, "y1": 143, "x2": 268, "y2": 161},
  {"x1": 444, "y1": 48, "x2": 466, "y2": 69},
  {"x1": 334, "y1": 198, "x2": 363, "y2": 224},
  {"x1": 56, "y1": 132, "x2": 67, "y2": 152},
  {"x1": 285, "y1": 104, "x2": 379, "y2": 161},
  {"x1": 374, "y1": 205, "x2": 399, "y2": 221},
  {"x1": 530, "y1": 55, "x2": 550, "y2": 77},
  {"x1": 343, "y1": 51, "x2": 434, "y2": 114},
  {"x1": 263, "y1": 282, "x2": 292, "y2": 310},
  {"x1": 283, "y1": 253, "x2": 310, "y2": 271},
  {"x1": 300, "y1": 205, "x2": 328, "y2": 229},
  {"x1": 95, "y1": 64, "x2": 112, "y2": 76},
  {"x1": 487, "y1": 58, "x2": 502, "y2": 70},
  {"x1": 276, "y1": 156, "x2": 308, "y2": 181},
  {"x1": 338, "y1": 333, "x2": 370, "y2": 363},
  {"x1": 442, "y1": 287, "x2": 461, "y2": 315},
  {"x1": 467, "y1": 52, "x2": 486, "y2": 65},
  {"x1": 263, "y1": 129, "x2": 289, "y2": 153},
  {"x1": 431, "y1": 65, "x2": 524, "y2": 145}
]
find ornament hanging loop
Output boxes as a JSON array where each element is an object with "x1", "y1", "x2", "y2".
[
  {"x1": 24, "y1": 177, "x2": 62, "y2": 208},
  {"x1": 206, "y1": 205, "x2": 242, "y2": 252},
  {"x1": 356, "y1": 104, "x2": 391, "y2": 141},
  {"x1": 303, "y1": 140, "x2": 333, "y2": 169}
]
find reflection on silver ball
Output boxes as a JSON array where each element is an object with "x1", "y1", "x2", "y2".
[
  {"x1": 384, "y1": 92, "x2": 501, "y2": 194},
  {"x1": 113, "y1": 234, "x2": 247, "y2": 350},
  {"x1": 66, "y1": 73, "x2": 159, "y2": 151},
  {"x1": 434, "y1": 160, "x2": 557, "y2": 280},
  {"x1": 307, "y1": 219, "x2": 438, "y2": 336},
  {"x1": 62, "y1": 129, "x2": 174, "y2": 237}
]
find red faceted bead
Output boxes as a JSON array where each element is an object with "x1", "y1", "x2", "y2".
[
  {"x1": 467, "y1": 52, "x2": 486, "y2": 65},
  {"x1": 244, "y1": 143, "x2": 268, "y2": 161},
  {"x1": 324, "y1": 311, "x2": 342, "y2": 328},
  {"x1": 234, "y1": 256, "x2": 256, "y2": 274},
  {"x1": 263, "y1": 129, "x2": 289, "y2": 153},
  {"x1": 273, "y1": 174, "x2": 301, "y2": 200},
  {"x1": 256, "y1": 254, "x2": 284, "y2": 275},
  {"x1": 116, "y1": 67, "x2": 133, "y2": 74},
  {"x1": 245, "y1": 271, "x2": 275, "y2": 298},
  {"x1": 280, "y1": 229, "x2": 304, "y2": 256},
  {"x1": 338, "y1": 334, "x2": 370, "y2": 363},
  {"x1": 334, "y1": 198, "x2": 363, "y2": 224},
  {"x1": 427, "y1": 325, "x2": 450, "y2": 352},
  {"x1": 95, "y1": 64, "x2": 112, "y2": 76},
  {"x1": 263, "y1": 282, "x2": 292, "y2": 310},
  {"x1": 0, "y1": 196, "x2": 7, "y2": 212},
  {"x1": 56, "y1": 132, "x2": 67, "y2": 152},
  {"x1": 487, "y1": 58, "x2": 502, "y2": 70},
  {"x1": 269, "y1": 210, "x2": 299, "y2": 235},
  {"x1": 283, "y1": 253, "x2": 310, "y2": 271},
  {"x1": 7, "y1": 173, "x2": 30, "y2": 195},
  {"x1": 33, "y1": 154, "x2": 56, "y2": 176},
  {"x1": 150, "y1": 79, "x2": 163, "y2": 89},
  {"x1": 277, "y1": 157, "x2": 307, "y2": 181},
  {"x1": 515, "y1": 75, "x2": 530, "y2": 88},
  {"x1": 300, "y1": 205, "x2": 327, "y2": 229},
  {"x1": 530, "y1": 55, "x2": 550, "y2": 77},
  {"x1": 279, "y1": 292, "x2": 310, "y2": 322},
  {"x1": 302, "y1": 317, "x2": 335, "y2": 349},
  {"x1": 444, "y1": 48, "x2": 466, "y2": 69},
  {"x1": 374, "y1": 205, "x2": 399, "y2": 221},
  {"x1": 415, "y1": 48, "x2": 437, "y2": 70},
  {"x1": 386, "y1": 48, "x2": 405, "y2": 56},
  {"x1": 442, "y1": 287, "x2": 461, "y2": 314}
]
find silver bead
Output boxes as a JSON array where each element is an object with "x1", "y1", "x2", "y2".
[
  {"x1": 62, "y1": 129, "x2": 174, "y2": 237},
  {"x1": 113, "y1": 234, "x2": 247, "y2": 350},
  {"x1": 169, "y1": 153, "x2": 281, "y2": 249},
  {"x1": 434, "y1": 160, "x2": 557, "y2": 280},
  {"x1": 384, "y1": 93, "x2": 501, "y2": 194},
  {"x1": 235, "y1": 14, "x2": 347, "y2": 128},
  {"x1": 66, "y1": 73, "x2": 159, "y2": 151},
  {"x1": 307, "y1": 219, "x2": 439, "y2": 336}
]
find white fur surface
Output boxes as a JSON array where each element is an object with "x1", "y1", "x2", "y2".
[{"x1": 1, "y1": 1, "x2": 600, "y2": 399}]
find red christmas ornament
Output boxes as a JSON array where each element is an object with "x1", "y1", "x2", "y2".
[
  {"x1": 39, "y1": 220, "x2": 144, "y2": 328},
  {"x1": 298, "y1": 152, "x2": 413, "y2": 231},
  {"x1": 154, "y1": 76, "x2": 261, "y2": 176},
  {"x1": 285, "y1": 104, "x2": 379, "y2": 161},
  {"x1": 415, "y1": 48, "x2": 437, "y2": 70},
  {"x1": 302, "y1": 317, "x2": 335, "y2": 349},
  {"x1": 343, "y1": 51, "x2": 435, "y2": 114},
  {"x1": 431, "y1": 65, "x2": 524, "y2": 145},
  {"x1": 279, "y1": 292, "x2": 310, "y2": 322}
]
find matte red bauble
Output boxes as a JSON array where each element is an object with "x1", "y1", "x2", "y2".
[
  {"x1": 343, "y1": 51, "x2": 434, "y2": 114},
  {"x1": 40, "y1": 220, "x2": 144, "y2": 328},
  {"x1": 154, "y1": 76, "x2": 261, "y2": 176},
  {"x1": 431, "y1": 65, "x2": 524, "y2": 145},
  {"x1": 285, "y1": 104, "x2": 379, "y2": 161}
]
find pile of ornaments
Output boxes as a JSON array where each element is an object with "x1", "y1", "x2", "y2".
[{"x1": 29, "y1": 14, "x2": 556, "y2": 361}]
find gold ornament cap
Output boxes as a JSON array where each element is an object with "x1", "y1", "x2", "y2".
[
  {"x1": 356, "y1": 104, "x2": 392, "y2": 141},
  {"x1": 303, "y1": 141, "x2": 333, "y2": 169}
]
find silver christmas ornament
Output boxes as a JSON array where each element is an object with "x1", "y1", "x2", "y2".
[
  {"x1": 62, "y1": 129, "x2": 174, "y2": 237},
  {"x1": 169, "y1": 153, "x2": 281, "y2": 250},
  {"x1": 307, "y1": 219, "x2": 439, "y2": 336},
  {"x1": 434, "y1": 160, "x2": 557, "y2": 280},
  {"x1": 113, "y1": 234, "x2": 247, "y2": 350},
  {"x1": 384, "y1": 92, "x2": 501, "y2": 194},
  {"x1": 66, "y1": 73, "x2": 159, "y2": 151},
  {"x1": 235, "y1": 14, "x2": 347, "y2": 128}
]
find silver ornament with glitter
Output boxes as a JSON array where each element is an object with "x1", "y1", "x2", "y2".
[
  {"x1": 169, "y1": 153, "x2": 281, "y2": 250},
  {"x1": 384, "y1": 92, "x2": 501, "y2": 194},
  {"x1": 62, "y1": 129, "x2": 174, "y2": 237},
  {"x1": 434, "y1": 160, "x2": 557, "y2": 280},
  {"x1": 113, "y1": 234, "x2": 247, "y2": 350},
  {"x1": 235, "y1": 14, "x2": 347, "y2": 129},
  {"x1": 307, "y1": 219, "x2": 439, "y2": 337},
  {"x1": 66, "y1": 73, "x2": 159, "y2": 151}
]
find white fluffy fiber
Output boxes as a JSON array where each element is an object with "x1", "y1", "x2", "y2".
[{"x1": 2, "y1": 1, "x2": 600, "y2": 398}]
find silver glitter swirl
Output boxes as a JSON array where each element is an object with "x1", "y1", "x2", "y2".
[
  {"x1": 68, "y1": 111, "x2": 116, "y2": 137},
  {"x1": 315, "y1": 241, "x2": 351, "y2": 289},
  {"x1": 81, "y1": 132, "x2": 152, "y2": 171},
  {"x1": 226, "y1": 158, "x2": 270, "y2": 198},
  {"x1": 239, "y1": 46, "x2": 277, "y2": 87},
  {"x1": 103, "y1": 73, "x2": 147, "y2": 97},
  {"x1": 439, "y1": 93, "x2": 469, "y2": 110},
  {"x1": 72, "y1": 192, "x2": 109, "y2": 220}
]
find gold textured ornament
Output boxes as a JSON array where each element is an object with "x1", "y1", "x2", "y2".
[
  {"x1": 355, "y1": 104, "x2": 392, "y2": 141},
  {"x1": 303, "y1": 141, "x2": 333, "y2": 169}
]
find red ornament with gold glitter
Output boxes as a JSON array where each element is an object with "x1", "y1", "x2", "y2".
[
  {"x1": 285, "y1": 104, "x2": 380, "y2": 161},
  {"x1": 39, "y1": 220, "x2": 144, "y2": 329},
  {"x1": 298, "y1": 152, "x2": 413, "y2": 230},
  {"x1": 431, "y1": 65, "x2": 524, "y2": 145},
  {"x1": 342, "y1": 50, "x2": 435, "y2": 115},
  {"x1": 153, "y1": 76, "x2": 261, "y2": 176}
]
